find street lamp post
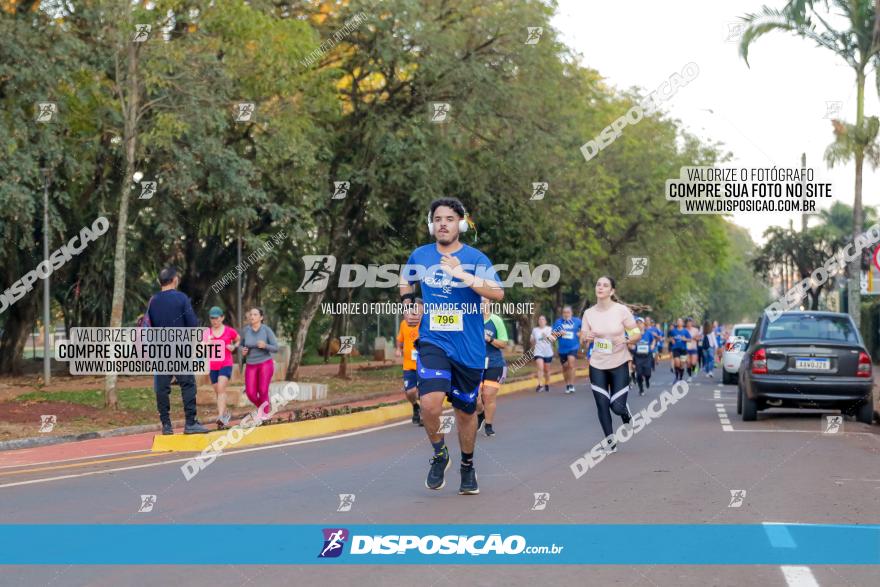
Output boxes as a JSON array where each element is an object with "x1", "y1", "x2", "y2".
[{"x1": 41, "y1": 167, "x2": 51, "y2": 385}]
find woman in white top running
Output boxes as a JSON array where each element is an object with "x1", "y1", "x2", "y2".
[
  {"x1": 581, "y1": 276, "x2": 642, "y2": 453},
  {"x1": 530, "y1": 315, "x2": 554, "y2": 392}
]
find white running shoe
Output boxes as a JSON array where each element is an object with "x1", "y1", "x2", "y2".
[{"x1": 604, "y1": 437, "x2": 618, "y2": 454}]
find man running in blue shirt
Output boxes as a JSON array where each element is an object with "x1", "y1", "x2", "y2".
[
  {"x1": 645, "y1": 317, "x2": 664, "y2": 367},
  {"x1": 553, "y1": 306, "x2": 581, "y2": 394},
  {"x1": 399, "y1": 198, "x2": 503, "y2": 495}
]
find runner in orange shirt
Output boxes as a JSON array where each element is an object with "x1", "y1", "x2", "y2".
[{"x1": 396, "y1": 298, "x2": 424, "y2": 425}]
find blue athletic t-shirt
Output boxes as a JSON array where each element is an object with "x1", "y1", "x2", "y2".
[
  {"x1": 646, "y1": 326, "x2": 664, "y2": 352},
  {"x1": 404, "y1": 243, "x2": 500, "y2": 370},
  {"x1": 668, "y1": 327, "x2": 691, "y2": 351},
  {"x1": 552, "y1": 317, "x2": 581, "y2": 353}
]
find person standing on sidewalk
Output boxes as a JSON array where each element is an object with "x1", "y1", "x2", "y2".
[
  {"x1": 241, "y1": 307, "x2": 279, "y2": 423},
  {"x1": 146, "y1": 267, "x2": 208, "y2": 435}
]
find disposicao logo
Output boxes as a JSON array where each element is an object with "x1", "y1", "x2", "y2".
[{"x1": 318, "y1": 528, "x2": 349, "y2": 558}]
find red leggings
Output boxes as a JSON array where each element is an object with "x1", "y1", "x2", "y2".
[{"x1": 245, "y1": 359, "x2": 274, "y2": 416}]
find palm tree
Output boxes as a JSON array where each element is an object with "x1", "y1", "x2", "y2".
[
  {"x1": 816, "y1": 201, "x2": 878, "y2": 244},
  {"x1": 738, "y1": 0, "x2": 880, "y2": 327}
]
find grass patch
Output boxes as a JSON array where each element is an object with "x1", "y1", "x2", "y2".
[{"x1": 14, "y1": 388, "x2": 170, "y2": 412}]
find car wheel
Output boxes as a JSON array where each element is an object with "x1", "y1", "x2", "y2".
[
  {"x1": 722, "y1": 370, "x2": 733, "y2": 385},
  {"x1": 741, "y1": 386, "x2": 757, "y2": 421},
  {"x1": 852, "y1": 391, "x2": 875, "y2": 425},
  {"x1": 737, "y1": 383, "x2": 742, "y2": 415}
]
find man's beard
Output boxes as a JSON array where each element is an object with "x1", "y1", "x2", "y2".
[{"x1": 435, "y1": 232, "x2": 458, "y2": 245}]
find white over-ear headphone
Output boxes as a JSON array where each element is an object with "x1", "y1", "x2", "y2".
[{"x1": 427, "y1": 204, "x2": 469, "y2": 236}]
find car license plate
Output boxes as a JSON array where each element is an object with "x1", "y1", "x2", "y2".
[{"x1": 795, "y1": 358, "x2": 830, "y2": 370}]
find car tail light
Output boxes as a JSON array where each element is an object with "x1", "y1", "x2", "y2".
[
  {"x1": 751, "y1": 348, "x2": 767, "y2": 374},
  {"x1": 857, "y1": 352, "x2": 872, "y2": 378}
]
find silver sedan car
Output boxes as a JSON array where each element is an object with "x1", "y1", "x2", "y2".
[{"x1": 721, "y1": 323, "x2": 756, "y2": 384}]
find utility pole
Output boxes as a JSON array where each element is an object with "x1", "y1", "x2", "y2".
[
  {"x1": 41, "y1": 167, "x2": 51, "y2": 385},
  {"x1": 801, "y1": 153, "x2": 808, "y2": 232}
]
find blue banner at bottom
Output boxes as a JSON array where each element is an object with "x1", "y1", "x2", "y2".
[{"x1": 0, "y1": 524, "x2": 878, "y2": 565}]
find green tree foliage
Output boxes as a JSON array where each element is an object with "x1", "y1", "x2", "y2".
[{"x1": 2, "y1": 0, "x2": 742, "y2": 384}]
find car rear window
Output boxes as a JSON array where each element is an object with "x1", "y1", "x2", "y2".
[
  {"x1": 763, "y1": 315, "x2": 858, "y2": 342},
  {"x1": 733, "y1": 327, "x2": 753, "y2": 339}
]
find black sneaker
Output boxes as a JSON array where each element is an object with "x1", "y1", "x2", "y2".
[
  {"x1": 184, "y1": 421, "x2": 209, "y2": 434},
  {"x1": 535, "y1": 385, "x2": 542, "y2": 393},
  {"x1": 426, "y1": 447, "x2": 450, "y2": 490},
  {"x1": 412, "y1": 404, "x2": 421, "y2": 425},
  {"x1": 484, "y1": 423, "x2": 495, "y2": 437},
  {"x1": 161, "y1": 424, "x2": 173, "y2": 435},
  {"x1": 459, "y1": 465, "x2": 479, "y2": 495},
  {"x1": 477, "y1": 412, "x2": 485, "y2": 432},
  {"x1": 544, "y1": 385, "x2": 550, "y2": 393}
]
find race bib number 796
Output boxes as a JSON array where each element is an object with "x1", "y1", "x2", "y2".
[{"x1": 430, "y1": 311, "x2": 463, "y2": 332}]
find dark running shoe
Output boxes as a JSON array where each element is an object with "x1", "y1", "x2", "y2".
[
  {"x1": 477, "y1": 411, "x2": 485, "y2": 432},
  {"x1": 484, "y1": 423, "x2": 495, "y2": 437},
  {"x1": 459, "y1": 465, "x2": 479, "y2": 495},
  {"x1": 544, "y1": 385, "x2": 550, "y2": 392},
  {"x1": 426, "y1": 447, "x2": 450, "y2": 490},
  {"x1": 535, "y1": 385, "x2": 542, "y2": 393},
  {"x1": 161, "y1": 424, "x2": 173, "y2": 435},
  {"x1": 184, "y1": 422, "x2": 209, "y2": 434},
  {"x1": 412, "y1": 404, "x2": 422, "y2": 425}
]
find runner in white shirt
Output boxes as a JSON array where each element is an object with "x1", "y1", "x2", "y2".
[{"x1": 530, "y1": 315, "x2": 554, "y2": 393}]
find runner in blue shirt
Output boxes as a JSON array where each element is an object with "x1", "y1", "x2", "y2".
[
  {"x1": 399, "y1": 198, "x2": 503, "y2": 496},
  {"x1": 552, "y1": 306, "x2": 581, "y2": 394},
  {"x1": 667, "y1": 318, "x2": 692, "y2": 382},
  {"x1": 645, "y1": 317, "x2": 664, "y2": 369},
  {"x1": 628, "y1": 318, "x2": 655, "y2": 395},
  {"x1": 476, "y1": 298, "x2": 508, "y2": 438}
]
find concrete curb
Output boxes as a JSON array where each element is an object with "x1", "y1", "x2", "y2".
[
  {"x1": 0, "y1": 423, "x2": 161, "y2": 452},
  {"x1": 151, "y1": 369, "x2": 589, "y2": 453}
]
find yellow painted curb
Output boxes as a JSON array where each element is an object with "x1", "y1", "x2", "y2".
[{"x1": 151, "y1": 368, "x2": 589, "y2": 453}]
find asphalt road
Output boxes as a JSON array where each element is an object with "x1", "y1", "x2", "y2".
[{"x1": 0, "y1": 366, "x2": 878, "y2": 586}]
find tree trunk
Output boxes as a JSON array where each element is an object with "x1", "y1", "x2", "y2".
[
  {"x1": 337, "y1": 288, "x2": 353, "y2": 379},
  {"x1": 514, "y1": 313, "x2": 532, "y2": 348},
  {"x1": 850, "y1": 70, "x2": 866, "y2": 328},
  {"x1": 0, "y1": 299, "x2": 37, "y2": 375},
  {"x1": 105, "y1": 33, "x2": 142, "y2": 409},
  {"x1": 284, "y1": 289, "x2": 326, "y2": 380}
]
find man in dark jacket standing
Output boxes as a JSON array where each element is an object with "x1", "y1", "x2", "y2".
[{"x1": 147, "y1": 267, "x2": 208, "y2": 434}]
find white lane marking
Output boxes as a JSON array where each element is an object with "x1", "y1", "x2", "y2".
[
  {"x1": 726, "y1": 429, "x2": 880, "y2": 438},
  {"x1": 0, "y1": 417, "x2": 416, "y2": 490},
  {"x1": 0, "y1": 449, "x2": 152, "y2": 470},
  {"x1": 781, "y1": 566, "x2": 820, "y2": 587},
  {"x1": 715, "y1": 403, "x2": 733, "y2": 432}
]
